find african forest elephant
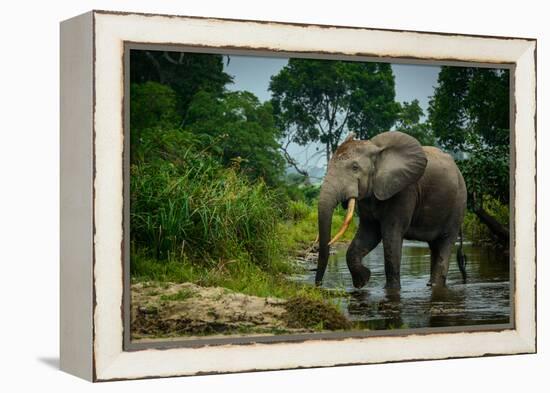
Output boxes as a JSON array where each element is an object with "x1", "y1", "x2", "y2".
[{"x1": 316, "y1": 131, "x2": 467, "y2": 289}]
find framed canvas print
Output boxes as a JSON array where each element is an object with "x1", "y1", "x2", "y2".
[{"x1": 60, "y1": 10, "x2": 537, "y2": 381}]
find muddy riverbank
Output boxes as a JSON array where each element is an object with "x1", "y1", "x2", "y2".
[{"x1": 131, "y1": 281, "x2": 350, "y2": 340}]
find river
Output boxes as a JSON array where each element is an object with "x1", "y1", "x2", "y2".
[{"x1": 294, "y1": 240, "x2": 510, "y2": 330}]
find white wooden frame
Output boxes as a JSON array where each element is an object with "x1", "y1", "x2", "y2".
[{"x1": 60, "y1": 10, "x2": 536, "y2": 382}]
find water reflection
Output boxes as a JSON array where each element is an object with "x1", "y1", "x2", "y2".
[{"x1": 294, "y1": 240, "x2": 510, "y2": 330}]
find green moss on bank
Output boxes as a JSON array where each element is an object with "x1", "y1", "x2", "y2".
[{"x1": 283, "y1": 296, "x2": 352, "y2": 331}]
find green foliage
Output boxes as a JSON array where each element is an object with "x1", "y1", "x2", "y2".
[
  {"x1": 185, "y1": 90, "x2": 286, "y2": 186},
  {"x1": 130, "y1": 50, "x2": 233, "y2": 116},
  {"x1": 130, "y1": 183, "x2": 356, "y2": 302},
  {"x1": 394, "y1": 99, "x2": 436, "y2": 146},
  {"x1": 128, "y1": 52, "x2": 322, "y2": 304},
  {"x1": 131, "y1": 251, "x2": 327, "y2": 301},
  {"x1": 428, "y1": 67, "x2": 509, "y2": 150},
  {"x1": 129, "y1": 80, "x2": 285, "y2": 187},
  {"x1": 130, "y1": 82, "x2": 181, "y2": 160},
  {"x1": 130, "y1": 82, "x2": 180, "y2": 132},
  {"x1": 347, "y1": 63, "x2": 400, "y2": 140},
  {"x1": 428, "y1": 66, "x2": 510, "y2": 244},
  {"x1": 457, "y1": 140, "x2": 509, "y2": 205},
  {"x1": 130, "y1": 128, "x2": 283, "y2": 267},
  {"x1": 278, "y1": 174, "x2": 321, "y2": 204},
  {"x1": 282, "y1": 203, "x2": 357, "y2": 251},
  {"x1": 269, "y1": 59, "x2": 399, "y2": 161},
  {"x1": 287, "y1": 200, "x2": 310, "y2": 221},
  {"x1": 301, "y1": 184, "x2": 322, "y2": 202}
]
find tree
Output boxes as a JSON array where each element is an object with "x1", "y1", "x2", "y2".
[
  {"x1": 130, "y1": 50, "x2": 233, "y2": 117},
  {"x1": 129, "y1": 82, "x2": 181, "y2": 161},
  {"x1": 130, "y1": 82, "x2": 180, "y2": 129},
  {"x1": 428, "y1": 67, "x2": 509, "y2": 150},
  {"x1": 269, "y1": 59, "x2": 399, "y2": 166},
  {"x1": 185, "y1": 90, "x2": 286, "y2": 186},
  {"x1": 428, "y1": 66, "x2": 510, "y2": 245},
  {"x1": 458, "y1": 140, "x2": 509, "y2": 243},
  {"x1": 394, "y1": 99, "x2": 436, "y2": 146},
  {"x1": 129, "y1": 50, "x2": 286, "y2": 186}
]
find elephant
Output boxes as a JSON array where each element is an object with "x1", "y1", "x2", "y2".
[{"x1": 316, "y1": 131, "x2": 467, "y2": 289}]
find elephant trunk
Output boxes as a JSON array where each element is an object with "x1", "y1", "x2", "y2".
[{"x1": 315, "y1": 190, "x2": 337, "y2": 285}]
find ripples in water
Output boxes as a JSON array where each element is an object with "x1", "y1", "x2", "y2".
[{"x1": 293, "y1": 240, "x2": 510, "y2": 330}]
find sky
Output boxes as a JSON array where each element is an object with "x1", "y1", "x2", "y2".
[{"x1": 224, "y1": 54, "x2": 441, "y2": 177}]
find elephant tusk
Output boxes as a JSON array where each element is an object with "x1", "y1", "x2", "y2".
[{"x1": 328, "y1": 198, "x2": 356, "y2": 246}]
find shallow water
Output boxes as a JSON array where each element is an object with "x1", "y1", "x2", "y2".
[{"x1": 294, "y1": 240, "x2": 510, "y2": 330}]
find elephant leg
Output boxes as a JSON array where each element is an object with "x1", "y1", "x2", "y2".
[
  {"x1": 381, "y1": 225, "x2": 404, "y2": 289},
  {"x1": 428, "y1": 235, "x2": 455, "y2": 287},
  {"x1": 428, "y1": 241, "x2": 439, "y2": 286},
  {"x1": 346, "y1": 222, "x2": 381, "y2": 289}
]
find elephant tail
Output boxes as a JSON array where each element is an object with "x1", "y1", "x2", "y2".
[{"x1": 456, "y1": 228, "x2": 467, "y2": 283}]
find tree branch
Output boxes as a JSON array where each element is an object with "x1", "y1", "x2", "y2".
[
  {"x1": 163, "y1": 51, "x2": 184, "y2": 65},
  {"x1": 473, "y1": 205, "x2": 509, "y2": 244},
  {"x1": 144, "y1": 51, "x2": 165, "y2": 83},
  {"x1": 316, "y1": 119, "x2": 326, "y2": 134},
  {"x1": 333, "y1": 106, "x2": 351, "y2": 145},
  {"x1": 472, "y1": 193, "x2": 509, "y2": 245},
  {"x1": 280, "y1": 145, "x2": 310, "y2": 179},
  {"x1": 278, "y1": 129, "x2": 311, "y2": 180}
]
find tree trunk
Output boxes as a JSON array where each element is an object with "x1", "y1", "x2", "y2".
[{"x1": 471, "y1": 196, "x2": 509, "y2": 246}]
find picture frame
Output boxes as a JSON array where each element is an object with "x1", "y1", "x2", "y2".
[{"x1": 60, "y1": 10, "x2": 536, "y2": 381}]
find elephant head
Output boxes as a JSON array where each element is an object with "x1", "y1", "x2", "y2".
[{"x1": 315, "y1": 131, "x2": 428, "y2": 286}]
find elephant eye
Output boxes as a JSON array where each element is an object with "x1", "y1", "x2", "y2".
[{"x1": 352, "y1": 163, "x2": 359, "y2": 172}]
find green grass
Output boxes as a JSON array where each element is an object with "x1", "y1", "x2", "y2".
[
  {"x1": 282, "y1": 203, "x2": 357, "y2": 252},
  {"x1": 131, "y1": 129, "x2": 285, "y2": 269},
  {"x1": 131, "y1": 250, "x2": 341, "y2": 302},
  {"x1": 131, "y1": 191, "x2": 355, "y2": 304}
]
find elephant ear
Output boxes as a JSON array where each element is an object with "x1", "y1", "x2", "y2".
[{"x1": 371, "y1": 131, "x2": 427, "y2": 201}]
